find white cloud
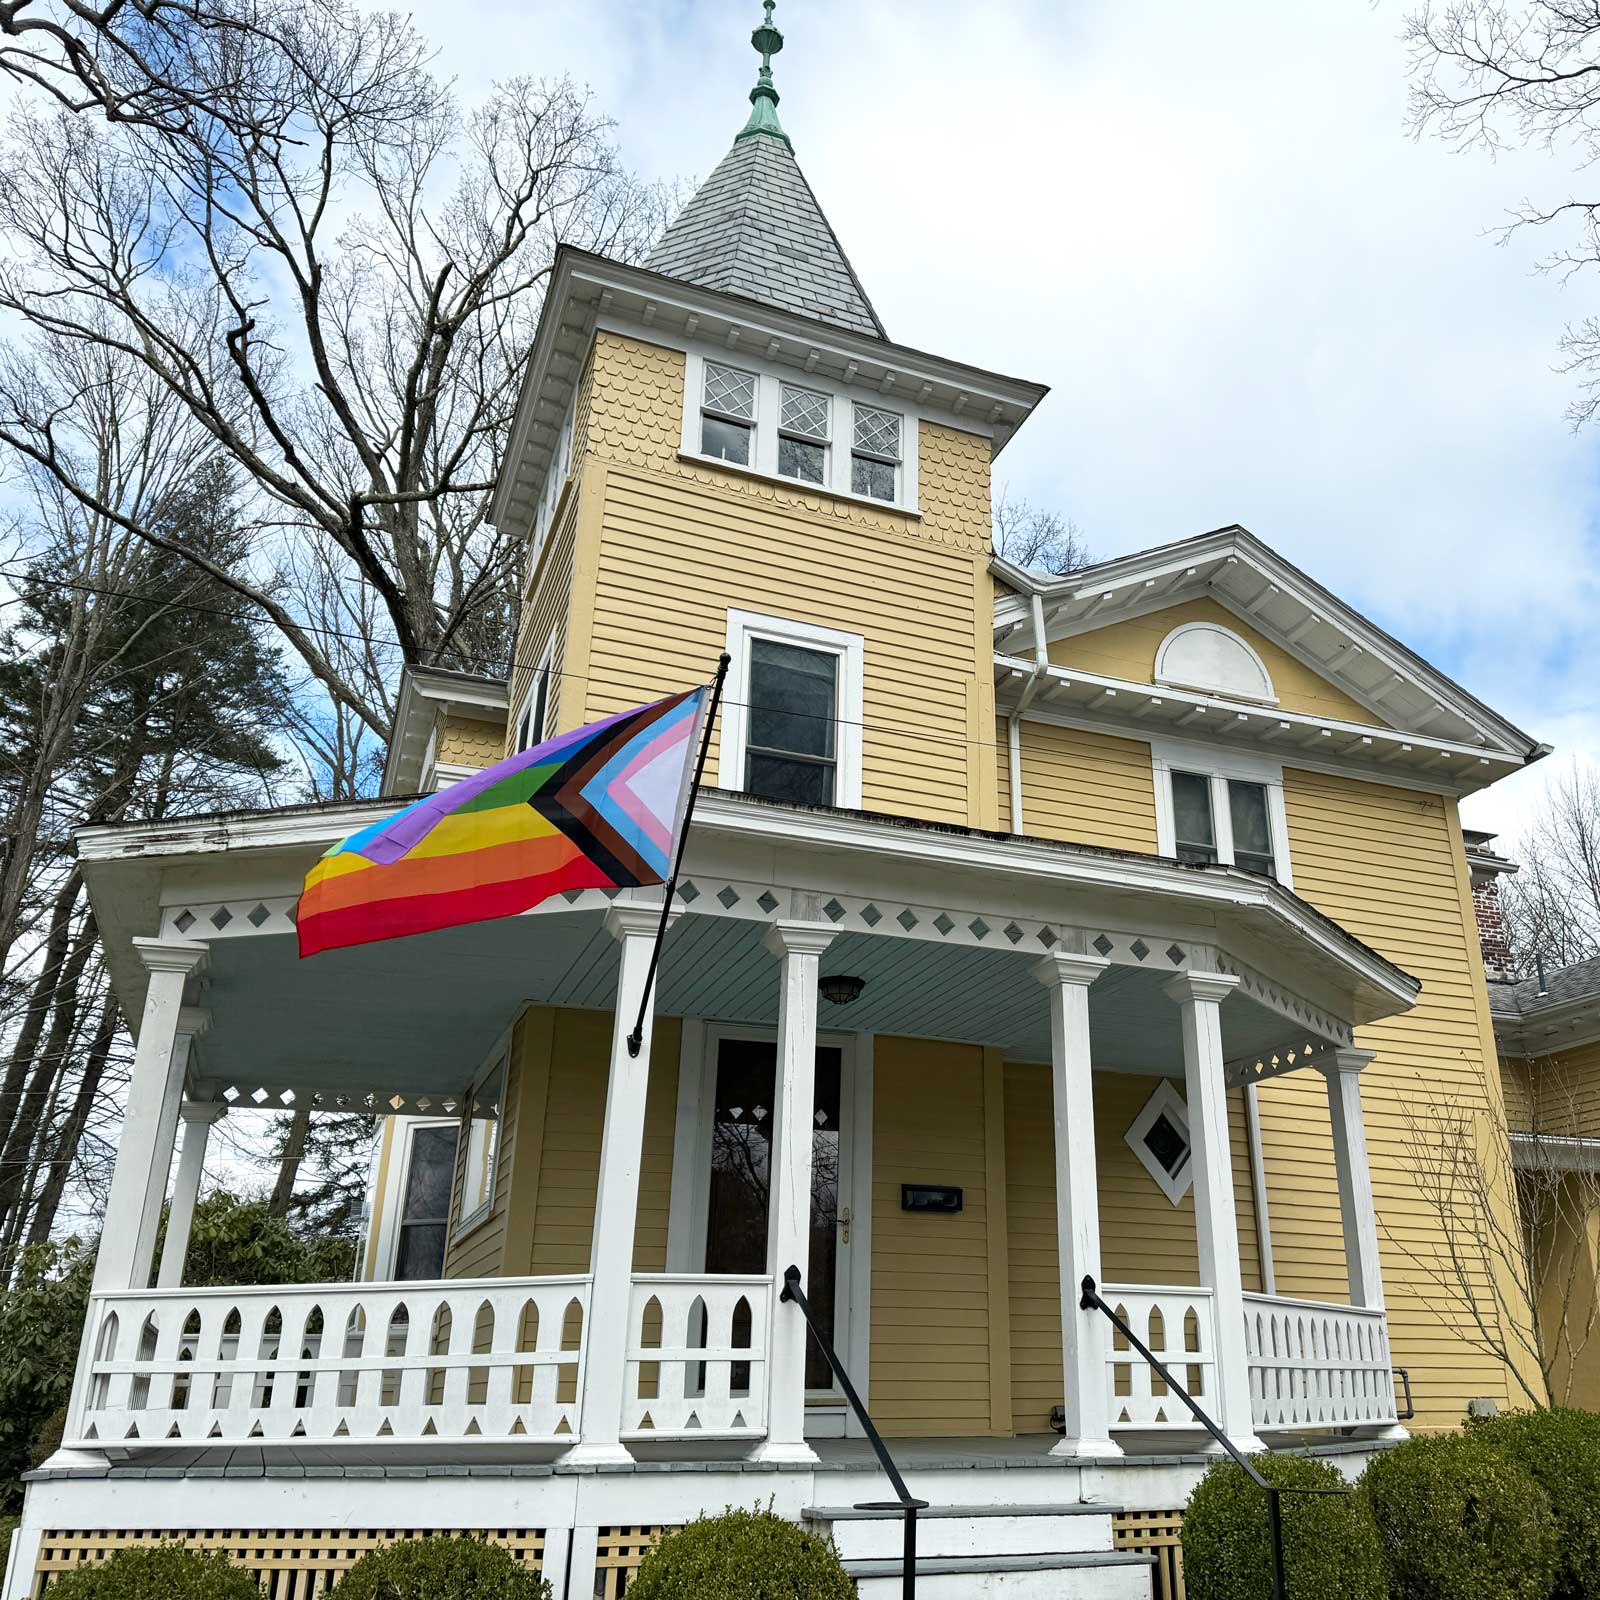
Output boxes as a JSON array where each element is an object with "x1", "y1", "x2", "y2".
[{"x1": 407, "y1": 0, "x2": 1600, "y2": 847}]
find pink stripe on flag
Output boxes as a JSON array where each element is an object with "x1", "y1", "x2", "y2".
[{"x1": 609, "y1": 715, "x2": 694, "y2": 858}]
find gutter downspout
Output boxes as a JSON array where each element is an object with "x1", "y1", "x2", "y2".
[{"x1": 1006, "y1": 592, "x2": 1053, "y2": 836}]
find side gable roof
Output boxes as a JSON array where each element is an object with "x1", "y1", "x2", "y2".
[
  {"x1": 645, "y1": 132, "x2": 887, "y2": 341},
  {"x1": 993, "y1": 525, "x2": 1546, "y2": 770}
]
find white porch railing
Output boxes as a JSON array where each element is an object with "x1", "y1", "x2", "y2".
[
  {"x1": 71, "y1": 1276, "x2": 591, "y2": 1449},
  {"x1": 622, "y1": 1273, "x2": 771, "y2": 1441},
  {"x1": 1100, "y1": 1283, "x2": 1219, "y2": 1429},
  {"x1": 1243, "y1": 1291, "x2": 1396, "y2": 1430}
]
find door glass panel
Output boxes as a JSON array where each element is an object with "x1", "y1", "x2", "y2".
[
  {"x1": 395, "y1": 1124, "x2": 458, "y2": 1280},
  {"x1": 705, "y1": 1038, "x2": 843, "y2": 1390}
]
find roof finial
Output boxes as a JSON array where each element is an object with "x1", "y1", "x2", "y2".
[{"x1": 737, "y1": 0, "x2": 791, "y2": 148}]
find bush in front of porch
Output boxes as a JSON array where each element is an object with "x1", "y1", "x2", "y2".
[
  {"x1": 1181, "y1": 1453, "x2": 1387, "y2": 1600},
  {"x1": 627, "y1": 1507, "x2": 854, "y2": 1600},
  {"x1": 37, "y1": 1544, "x2": 259, "y2": 1599},
  {"x1": 331, "y1": 1534, "x2": 550, "y2": 1599},
  {"x1": 1362, "y1": 1432, "x2": 1560, "y2": 1600}
]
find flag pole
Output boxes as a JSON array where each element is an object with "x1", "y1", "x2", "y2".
[{"x1": 626, "y1": 652, "x2": 732, "y2": 1058}]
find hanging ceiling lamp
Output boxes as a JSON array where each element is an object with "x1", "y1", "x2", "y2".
[{"x1": 818, "y1": 974, "x2": 866, "y2": 1007}]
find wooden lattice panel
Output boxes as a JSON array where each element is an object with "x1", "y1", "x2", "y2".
[
  {"x1": 1114, "y1": 1509, "x2": 1186, "y2": 1600},
  {"x1": 592, "y1": 1526, "x2": 671, "y2": 1599},
  {"x1": 33, "y1": 1527, "x2": 545, "y2": 1597}
]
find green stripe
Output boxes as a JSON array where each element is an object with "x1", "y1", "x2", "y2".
[{"x1": 454, "y1": 762, "x2": 560, "y2": 813}]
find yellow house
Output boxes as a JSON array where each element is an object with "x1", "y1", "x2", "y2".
[
  {"x1": 11, "y1": 8, "x2": 1554, "y2": 1598},
  {"x1": 1468, "y1": 833, "x2": 1600, "y2": 1411}
]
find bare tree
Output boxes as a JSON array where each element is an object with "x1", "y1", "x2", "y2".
[
  {"x1": 0, "y1": 0, "x2": 670, "y2": 746},
  {"x1": 992, "y1": 488, "x2": 1090, "y2": 576},
  {"x1": 1397, "y1": 1060, "x2": 1600, "y2": 1409},
  {"x1": 1500, "y1": 762, "x2": 1600, "y2": 971},
  {"x1": 1405, "y1": 2, "x2": 1600, "y2": 424}
]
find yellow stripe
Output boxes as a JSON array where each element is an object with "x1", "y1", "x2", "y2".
[
  {"x1": 404, "y1": 803, "x2": 559, "y2": 860},
  {"x1": 307, "y1": 852, "x2": 372, "y2": 888}
]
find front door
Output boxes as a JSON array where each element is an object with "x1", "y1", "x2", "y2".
[{"x1": 701, "y1": 1034, "x2": 850, "y2": 1399}]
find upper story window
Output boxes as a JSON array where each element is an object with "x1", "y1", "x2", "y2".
[
  {"x1": 851, "y1": 405, "x2": 902, "y2": 502},
  {"x1": 701, "y1": 361, "x2": 758, "y2": 465},
  {"x1": 513, "y1": 639, "x2": 554, "y2": 752},
  {"x1": 778, "y1": 382, "x2": 830, "y2": 484},
  {"x1": 721, "y1": 609, "x2": 864, "y2": 810},
  {"x1": 1153, "y1": 738, "x2": 1292, "y2": 887},
  {"x1": 679, "y1": 350, "x2": 919, "y2": 511}
]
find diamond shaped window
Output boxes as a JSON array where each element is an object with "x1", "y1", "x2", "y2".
[{"x1": 1125, "y1": 1081, "x2": 1193, "y2": 1205}]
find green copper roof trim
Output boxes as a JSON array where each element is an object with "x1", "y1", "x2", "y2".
[{"x1": 737, "y1": 0, "x2": 791, "y2": 148}]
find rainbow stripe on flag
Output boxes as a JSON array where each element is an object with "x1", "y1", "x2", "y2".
[{"x1": 296, "y1": 688, "x2": 708, "y2": 957}]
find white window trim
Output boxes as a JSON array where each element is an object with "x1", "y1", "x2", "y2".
[
  {"x1": 513, "y1": 637, "x2": 556, "y2": 753},
  {"x1": 1125, "y1": 1078, "x2": 1194, "y2": 1206},
  {"x1": 368, "y1": 1116, "x2": 460, "y2": 1282},
  {"x1": 1150, "y1": 733, "x2": 1294, "y2": 890},
  {"x1": 452, "y1": 1032, "x2": 509, "y2": 1244},
  {"x1": 679, "y1": 344, "x2": 920, "y2": 513},
  {"x1": 719, "y1": 609, "x2": 864, "y2": 809}
]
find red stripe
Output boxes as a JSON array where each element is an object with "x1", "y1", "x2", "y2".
[{"x1": 297, "y1": 856, "x2": 619, "y2": 957}]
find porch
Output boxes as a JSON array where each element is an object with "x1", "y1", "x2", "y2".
[{"x1": 60, "y1": 789, "x2": 1416, "y2": 1478}]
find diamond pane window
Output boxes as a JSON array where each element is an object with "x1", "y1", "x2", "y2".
[
  {"x1": 1172, "y1": 771, "x2": 1218, "y2": 866},
  {"x1": 1125, "y1": 1082, "x2": 1193, "y2": 1205},
  {"x1": 781, "y1": 384, "x2": 830, "y2": 440},
  {"x1": 853, "y1": 406, "x2": 901, "y2": 460},
  {"x1": 703, "y1": 362, "x2": 757, "y2": 420}
]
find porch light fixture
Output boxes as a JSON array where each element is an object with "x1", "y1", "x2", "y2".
[{"x1": 818, "y1": 974, "x2": 866, "y2": 1006}]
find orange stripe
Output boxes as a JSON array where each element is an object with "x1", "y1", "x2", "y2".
[{"x1": 299, "y1": 832, "x2": 584, "y2": 919}]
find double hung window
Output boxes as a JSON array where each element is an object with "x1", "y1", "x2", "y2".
[
  {"x1": 1155, "y1": 742, "x2": 1290, "y2": 884},
  {"x1": 778, "y1": 383, "x2": 830, "y2": 484},
  {"x1": 850, "y1": 405, "x2": 901, "y2": 502},
  {"x1": 455, "y1": 1048, "x2": 506, "y2": 1238},
  {"x1": 700, "y1": 362, "x2": 757, "y2": 465},
  {"x1": 745, "y1": 638, "x2": 839, "y2": 805},
  {"x1": 394, "y1": 1124, "x2": 458, "y2": 1280}
]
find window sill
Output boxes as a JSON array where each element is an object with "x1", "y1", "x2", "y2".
[
  {"x1": 450, "y1": 1202, "x2": 495, "y2": 1249},
  {"x1": 678, "y1": 450, "x2": 921, "y2": 519}
]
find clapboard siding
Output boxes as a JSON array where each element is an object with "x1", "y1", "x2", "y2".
[
  {"x1": 507, "y1": 459, "x2": 581, "y2": 754},
  {"x1": 441, "y1": 1013, "x2": 526, "y2": 1281},
  {"x1": 1009, "y1": 720, "x2": 1160, "y2": 852},
  {"x1": 1503, "y1": 1037, "x2": 1600, "y2": 1141}
]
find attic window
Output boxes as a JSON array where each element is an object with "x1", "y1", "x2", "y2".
[
  {"x1": 778, "y1": 383, "x2": 830, "y2": 484},
  {"x1": 1155, "y1": 622, "x2": 1276, "y2": 705},
  {"x1": 701, "y1": 362, "x2": 757, "y2": 465},
  {"x1": 851, "y1": 405, "x2": 901, "y2": 501}
]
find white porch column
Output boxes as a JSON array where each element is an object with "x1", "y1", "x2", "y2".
[
  {"x1": 754, "y1": 918, "x2": 839, "y2": 1465},
  {"x1": 156, "y1": 1101, "x2": 227, "y2": 1289},
  {"x1": 1323, "y1": 1049, "x2": 1385, "y2": 1308},
  {"x1": 92, "y1": 940, "x2": 208, "y2": 1295},
  {"x1": 1036, "y1": 950, "x2": 1121, "y2": 1460},
  {"x1": 1165, "y1": 970, "x2": 1266, "y2": 1453},
  {"x1": 567, "y1": 900, "x2": 679, "y2": 1466}
]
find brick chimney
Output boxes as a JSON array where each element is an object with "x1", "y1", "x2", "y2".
[{"x1": 1464, "y1": 830, "x2": 1519, "y2": 984}]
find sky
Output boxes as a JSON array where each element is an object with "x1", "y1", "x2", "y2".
[{"x1": 393, "y1": 0, "x2": 1600, "y2": 847}]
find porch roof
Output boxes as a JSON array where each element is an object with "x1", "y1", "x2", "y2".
[{"x1": 75, "y1": 789, "x2": 1419, "y2": 1109}]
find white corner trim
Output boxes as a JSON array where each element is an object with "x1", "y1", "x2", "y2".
[
  {"x1": 720, "y1": 608, "x2": 865, "y2": 808},
  {"x1": 1149, "y1": 733, "x2": 1295, "y2": 892},
  {"x1": 1155, "y1": 620, "x2": 1278, "y2": 706},
  {"x1": 1125, "y1": 1079, "x2": 1194, "y2": 1205}
]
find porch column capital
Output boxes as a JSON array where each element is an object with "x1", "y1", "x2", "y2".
[
  {"x1": 176, "y1": 1006, "x2": 211, "y2": 1041},
  {"x1": 1324, "y1": 1047, "x2": 1377, "y2": 1077},
  {"x1": 1163, "y1": 971, "x2": 1241, "y2": 1007},
  {"x1": 179, "y1": 1100, "x2": 227, "y2": 1126},
  {"x1": 763, "y1": 919, "x2": 839, "y2": 960},
  {"x1": 133, "y1": 937, "x2": 208, "y2": 978},
  {"x1": 604, "y1": 901, "x2": 681, "y2": 942},
  {"x1": 1034, "y1": 951, "x2": 1110, "y2": 990}
]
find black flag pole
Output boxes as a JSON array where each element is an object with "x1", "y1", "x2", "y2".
[{"x1": 626, "y1": 652, "x2": 732, "y2": 1058}]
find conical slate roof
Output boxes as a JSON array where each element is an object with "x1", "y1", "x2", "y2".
[{"x1": 644, "y1": 6, "x2": 887, "y2": 341}]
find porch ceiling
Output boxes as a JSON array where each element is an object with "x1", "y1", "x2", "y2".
[{"x1": 190, "y1": 911, "x2": 1328, "y2": 1107}]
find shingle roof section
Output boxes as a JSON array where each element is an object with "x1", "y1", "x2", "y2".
[
  {"x1": 1490, "y1": 953, "x2": 1600, "y2": 1018},
  {"x1": 645, "y1": 134, "x2": 887, "y2": 340}
]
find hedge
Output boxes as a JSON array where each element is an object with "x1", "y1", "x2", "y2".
[
  {"x1": 627, "y1": 1507, "x2": 855, "y2": 1600},
  {"x1": 330, "y1": 1534, "x2": 551, "y2": 1599},
  {"x1": 1181, "y1": 1452, "x2": 1386, "y2": 1600},
  {"x1": 1362, "y1": 1431, "x2": 1559, "y2": 1600},
  {"x1": 40, "y1": 1546, "x2": 260, "y2": 1600}
]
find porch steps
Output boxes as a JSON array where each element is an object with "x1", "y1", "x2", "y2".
[{"x1": 803, "y1": 1503, "x2": 1154, "y2": 1599}]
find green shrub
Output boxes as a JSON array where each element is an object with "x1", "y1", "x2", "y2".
[
  {"x1": 1181, "y1": 1452, "x2": 1387, "y2": 1600},
  {"x1": 1362, "y1": 1432, "x2": 1559, "y2": 1600},
  {"x1": 331, "y1": 1534, "x2": 550, "y2": 1599},
  {"x1": 627, "y1": 1507, "x2": 854, "y2": 1600},
  {"x1": 1467, "y1": 1408, "x2": 1600, "y2": 1600},
  {"x1": 43, "y1": 1545, "x2": 260, "y2": 1599},
  {"x1": 0, "y1": 1518, "x2": 17, "y2": 1584}
]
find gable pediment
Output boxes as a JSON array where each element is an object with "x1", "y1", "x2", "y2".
[{"x1": 993, "y1": 526, "x2": 1545, "y2": 793}]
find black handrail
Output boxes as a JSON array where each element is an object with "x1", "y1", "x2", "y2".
[
  {"x1": 782, "y1": 1263, "x2": 928, "y2": 1600},
  {"x1": 1080, "y1": 1275, "x2": 1349, "y2": 1600},
  {"x1": 1392, "y1": 1367, "x2": 1415, "y2": 1422}
]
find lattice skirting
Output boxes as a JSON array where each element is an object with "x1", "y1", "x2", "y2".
[
  {"x1": 592, "y1": 1526, "x2": 670, "y2": 1599},
  {"x1": 32, "y1": 1528, "x2": 546, "y2": 1597},
  {"x1": 1114, "y1": 1509, "x2": 1185, "y2": 1600}
]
